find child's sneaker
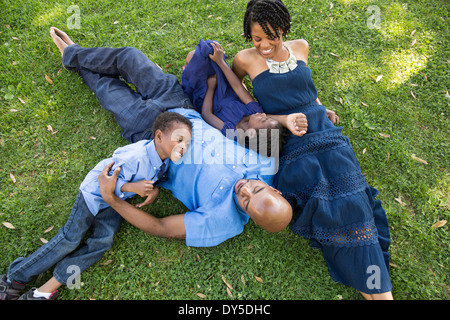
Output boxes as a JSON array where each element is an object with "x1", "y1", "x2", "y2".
[
  {"x1": 18, "y1": 288, "x2": 59, "y2": 300},
  {"x1": 0, "y1": 274, "x2": 26, "y2": 300}
]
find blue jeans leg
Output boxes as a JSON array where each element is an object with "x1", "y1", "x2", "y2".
[
  {"x1": 62, "y1": 44, "x2": 192, "y2": 142},
  {"x1": 7, "y1": 192, "x2": 122, "y2": 287},
  {"x1": 7, "y1": 192, "x2": 95, "y2": 284},
  {"x1": 52, "y1": 206, "x2": 122, "y2": 285}
]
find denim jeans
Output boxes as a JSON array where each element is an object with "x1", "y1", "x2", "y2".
[
  {"x1": 7, "y1": 192, "x2": 122, "y2": 285},
  {"x1": 62, "y1": 44, "x2": 193, "y2": 143}
]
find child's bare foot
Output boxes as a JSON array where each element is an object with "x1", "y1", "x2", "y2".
[{"x1": 49, "y1": 27, "x2": 74, "y2": 55}]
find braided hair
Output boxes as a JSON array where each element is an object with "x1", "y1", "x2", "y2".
[{"x1": 243, "y1": 0, "x2": 291, "y2": 41}]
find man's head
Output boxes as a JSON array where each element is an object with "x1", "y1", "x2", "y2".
[
  {"x1": 235, "y1": 178, "x2": 292, "y2": 232},
  {"x1": 153, "y1": 112, "x2": 193, "y2": 162}
]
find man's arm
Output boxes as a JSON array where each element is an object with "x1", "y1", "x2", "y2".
[{"x1": 98, "y1": 162, "x2": 186, "y2": 239}]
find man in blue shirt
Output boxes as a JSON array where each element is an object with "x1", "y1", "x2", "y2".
[{"x1": 50, "y1": 27, "x2": 293, "y2": 247}]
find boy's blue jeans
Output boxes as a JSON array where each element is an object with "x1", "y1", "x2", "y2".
[
  {"x1": 7, "y1": 192, "x2": 123, "y2": 285},
  {"x1": 7, "y1": 45, "x2": 192, "y2": 286}
]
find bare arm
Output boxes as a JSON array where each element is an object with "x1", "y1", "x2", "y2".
[
  {"x1": 201, "y1": 74, "x2": 225, "y2": 130},
  {"x1": 98, "y1": 162, "x2": 186, "y2": 239}
]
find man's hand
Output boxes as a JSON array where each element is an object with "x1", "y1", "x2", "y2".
[{"x1": 98, "y1": 161, "x2": 120, "y2": 204}]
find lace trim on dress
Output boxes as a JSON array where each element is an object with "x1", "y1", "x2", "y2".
[
  {"x1": 291, "y1": 218, "x2": 379, "y2": 247},
  {"x1": 266, "y1": 46, "x2": 298, "y2": 74},
  {"x1": 280, "y1": 133, "x2": 350, "y2": 165}
]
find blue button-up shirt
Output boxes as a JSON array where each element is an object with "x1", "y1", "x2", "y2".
[
  {"x1": 80, "y1": 139, "x2": 169, "y2": 216},
  {"x1": 161, "y1": 108, "x2": 277, "y2": 247}
]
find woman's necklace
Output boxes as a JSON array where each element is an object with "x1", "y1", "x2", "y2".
[{"x1": 265, "y1": 45, "x2": 298, "y2": 74}]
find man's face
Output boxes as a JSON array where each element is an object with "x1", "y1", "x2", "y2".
[{"x1": 235, "y1": 178, "x2": 281, "y2": 215}]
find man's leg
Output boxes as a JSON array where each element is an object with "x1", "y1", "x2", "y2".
[{"x1": 51, "y1": 27, "x2": 191, "y2": 142}]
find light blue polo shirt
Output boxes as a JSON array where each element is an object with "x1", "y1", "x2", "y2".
[{"x1": 161, "y1": 108, "x2": 276, "y2": 247}]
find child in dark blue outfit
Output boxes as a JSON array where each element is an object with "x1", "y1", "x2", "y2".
[{"x1": 182, "y1": 39, "x2": 308, "y2": 157}]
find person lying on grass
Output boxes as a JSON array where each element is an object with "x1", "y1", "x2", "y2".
[
  {"x1": 0, "y1": 112, "x2": 192, "y2": 300},
  {"x1": 0, "y1": 27, "x2": 292, "y2": 300},
  {"x1": 182, "y1": 39, "x2": 308, "y2": 157}
]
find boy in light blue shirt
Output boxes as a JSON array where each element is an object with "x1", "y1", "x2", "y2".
[{"x1": 2, "y1": 110, "x2": 192, "y2": 300}]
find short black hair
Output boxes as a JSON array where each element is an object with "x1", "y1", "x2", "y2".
[
  {"x1": 243, "y1": 0, "x2": 291, "y2": 41},
  {"x1": 152, "y1": 112, "x2": 192, "y2": 137}
]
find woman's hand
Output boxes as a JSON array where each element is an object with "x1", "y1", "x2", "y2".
[
  {"x1": 285, "y1": 113, "x2": 308, "y2": 137},
  {"x1": 326, "y1": 109, "x2": 340, "y2": 124}
]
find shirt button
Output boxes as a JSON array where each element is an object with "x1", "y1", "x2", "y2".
[
  {"x1": 232, "y1": 165, "x2": 236, "y2": 169},
  {"x1": 219, "y1": 186, "x2": 223, "y2": 190}
]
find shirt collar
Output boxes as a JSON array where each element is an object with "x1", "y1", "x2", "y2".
[{"x1": 146, "y1": 140, "x2": 164, "y2": 170}]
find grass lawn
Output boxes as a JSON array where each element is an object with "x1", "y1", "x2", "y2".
[{"x1": 0, "y1": 0, "x2": 448, "y2": 300}]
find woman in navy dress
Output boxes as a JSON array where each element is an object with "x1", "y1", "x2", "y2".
[{"x1": 232, "y1": 0, "x2": 393, "y2": 299}]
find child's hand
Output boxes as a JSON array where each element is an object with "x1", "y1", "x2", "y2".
[
  {"x1": 286, "y1": 113, "x2": 308, "y2": 137},
  {"x1": 208, "y1": 41, "x2": 225, "y2": 65},
  {"x1": 136, "y1": 187, "x2": 159, "y2": 208},
  {"x1": 130, "y1": 180, "x2": 154, "y2": 197}
]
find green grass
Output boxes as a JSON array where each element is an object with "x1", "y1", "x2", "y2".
[{"x1": 0, "y1": 0, "x2": 448, "y2": 300}]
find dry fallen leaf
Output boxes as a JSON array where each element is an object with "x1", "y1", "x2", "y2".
[
  {"x1": 411, "y1": 154, "x2": 428, "y2": 164},
  {"x1": 410, "y1": 29, "x2": 416, "y2": 37},
  {"x1": 44, "y1": 226, "x2": 54, "y2": 233},
  {"x1": 40, "y1": 237, "x2": 48, "y2": 244},
  {"x1": 329, "y1": 52, "x2": 340, "y2": 58},
  {"x1": 431, "y1": 220, "x2": 447, "y2": 229},
  {"x1": 375, "y1": 75, "x2": 383, "y2": 82},
  {"x1": 196, "y1": 293, "x2": 206, "y2": 299},
  {"x1": 10, "y1": 173, "x2": 16, "y2": 184},
  {"x1": 379, "y1": 133, "x2": 390, "y2": 138},
  {"x1": 2, "y1": 222, "x2": 15, "y2": 229},
  {"x1": 45, "y1": 74, "x2": 53, "y2": 84},
  {"x1": 241, "y1": 274, "x2": 245, "y2": 285},
  {"x1": 254, "y1": 276, "x2": 264, "y2": 283},
  {"x1": 226, "y1": 287, "x2": 234, "y2": 299},
  {"x1": 410, "y1": 39, "x2": 417, "y2": 47},
  {"x1": 361, "y1": 101, "x2": 369, "y2": 107},
  {"x1": 101, "y1": 259, "x2": 113, "y2": 266},
  {"x1": 221, "y1": 275, "x2": 233, "y2": 290},
  {"x1": 394, "y1": 197, "x2": 406, "y2": 206},
  {"x1": 362, "y1": 148, "x2": 367, "y2": 154},
  {"x1": 18, "y1": 97, "x2": 25, "y2": 104},
  {"x1": 410, "y1": 90, "x2": 417, "y2": 99}
]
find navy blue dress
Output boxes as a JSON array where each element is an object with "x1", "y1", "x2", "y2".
[
  {"x1": 252, "y1": 60, "x2": 392, "y2": 294},
  {"x1": 182, "y1": 39, "x2": 263, "y2": 137}
]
